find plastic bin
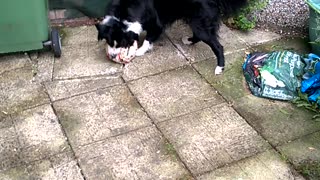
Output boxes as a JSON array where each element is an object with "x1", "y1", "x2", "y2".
[
  {"x1": 0, "y1": 0, "x2": 61, "y2": 57},
  {"x1": 306, "y1": 0, "x2": 320, "y2": 56}
]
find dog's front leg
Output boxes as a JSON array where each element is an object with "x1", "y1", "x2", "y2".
[{"x1": 136, "y1": 40, "x2": 153, "y2": 56}]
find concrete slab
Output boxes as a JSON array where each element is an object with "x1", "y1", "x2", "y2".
[
  {"x1": 45, "y1": 76, "x2": 122, "y2": 101},
  {"x1": 0, "y1": 66, "x2": 50, "y2": 115},
  {"x1": 193, "y1": 52, "x2": 250, "y2": 101},
  {"x1": 0, "y1": 116, "x2": 13, "y2": 129},
  {"x1": 13, "y1": 104, "x2": 70, "y2": 163},
  {"x1": 128, "y1": 66, "x2": 224, "y2": 122},
  {"x1": 76, "y1": 126, "x2": 190, "y2": 179},
  {"x1": 166, "y1": 21, "x2": 247, "y2": 62},
  {"x1": 53, "y1": 42, "x2": 122, "y2": 80},
  {"x1": 0, "y1": 126, "x2": 22, "y2": 171},
  {"x1": 0, "y1": 166, "x2": 29, "y2": 179},
  {"x1": 34, "y1": 52, "x2": 54, "y2": 83},
  {"x1": 277, "y1": 132, "x2": 320, "y2": 167},
  {"x1": 234, "y1": 95, "x2": 320, "y2": 146},
  {"x1": 1, "y1": 104, "x2": 69, "y2": 171},
  {"x1": 26, "y1": 152, "x2": 83, "y2": 180},
  {"x1": 198, "y1": 150, "x2": 303, "y2": 180},
  {"x1": 122, "y1": 36, "x2": 187, "y2": 81},
  {"x1": 61, "y1": 26, "x2": 97, "y2": 46},
  {"x1": 158, "y1": 104, "x2": 269, "y2": 175},
  {"x1": 252, "y1": 37, "x2": 311, "y2": 55},
  {"x1": 53, "y1": 85, "x2": 152, "y2": 147},
  {"x1": 0, "y1": 53, "x2": 30, "y2": 75},
  {"x1": 0, "y1": 152, "x2": 83, "y2": 180},
  {"x1": 232, "y1": 28, "x2": 282, "y2": 46}
]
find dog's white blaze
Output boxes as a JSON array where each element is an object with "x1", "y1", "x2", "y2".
[
  {"x1": 123, "y1": 20, "x2": 143, "y2": 34},
  {"x1": 136, "y1": 40, "x2": 153, "y2": 56},
  {"x1": 102, "y1": 15, "x2": 119, "y2": 24},
  {"x1": 108, "y1": 41, "x2": 121, "y2": 59}
]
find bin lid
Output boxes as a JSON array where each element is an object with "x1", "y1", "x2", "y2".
[{"x1": 306, "y1": 0, "x2": 320, "y2": 13}]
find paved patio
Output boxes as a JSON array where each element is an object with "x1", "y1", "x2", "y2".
[{"x1": 1, "y1": 21, "x2": 320, "y2": 179}]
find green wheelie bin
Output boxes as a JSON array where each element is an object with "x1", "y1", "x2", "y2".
[{"x1": 0, "y1": 0, "x2": 61, "y2": 57}]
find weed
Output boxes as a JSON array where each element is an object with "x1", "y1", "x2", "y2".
[
  {"x1": 296, "y1": 161, "x2": 320, "y2": 180},
  {"x1": 228, "y1": 0, "x2": 269, "y2": 31},
  {"x1": 292, "y1": 90, "x2": 320, "y2": 121},
  {"x1": 164, "y1": 141, "x2": 178, "y2": 160}
]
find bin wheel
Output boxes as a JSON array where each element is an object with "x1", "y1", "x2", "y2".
[{"x1": 51, "y1": 29, "x2": 62, "y2": 58}]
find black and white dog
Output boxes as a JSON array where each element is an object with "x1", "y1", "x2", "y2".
[{"x1": 95, "y1": 0, "x2": 247, "y2": 74}]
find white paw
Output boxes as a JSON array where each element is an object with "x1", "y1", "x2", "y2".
[
  {"x1": 135, "y1": 48, "x2": 147, "y2": 56},
  {"x1": 182, "y1": 36, "x2": 193, "y2": 45},
  {"x1": 215, "y1": 66, "x2": 224, "y2": 75},
  {"x1": 135, "y1": 43, "x2": 153, "y2": 56}
]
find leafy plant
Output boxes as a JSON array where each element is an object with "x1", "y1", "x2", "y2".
[
  {"x1": 292, "y1": 90, "x2": 320, "y2": 121},
  {"x1": 228, "y1": 0, "x2": 269, "y2": 31}
]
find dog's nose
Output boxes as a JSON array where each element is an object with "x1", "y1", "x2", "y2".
[{"x1": 110, "y1": 54, "x2": 117, "y2": 59}]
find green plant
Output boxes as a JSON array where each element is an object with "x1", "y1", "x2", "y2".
[
  {"x1": 296, "y1": 161, "x2": 320, "y2": 180},
  {"x1": 230, "y1": 0, "x2": 269, "y2": 31},
  {"x1": 292, "y1": 90, "x2": 320, "y2": 121}
]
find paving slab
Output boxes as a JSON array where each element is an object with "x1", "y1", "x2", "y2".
[
  {"x1": 166, "y1": 21, "x2": 247, "y2": 62},
  {"x1": 251, "y1": 37, "x2": 311, "y2": 55},
  {"x1": 0, "y1": 126, "x2": 22, "y2": 171},
  {"x1": 1, "y1": 104, "x2": 69, "y2": 171},
  {"x1": 34, "y1": 52, "x2": 55, "y2": 83},
  {"x1": 198, "y1": 150, "x2": 303, "y2": 180},
  {"x1": 61, "y1": 26, "x2": 97, "y2": 46},
  {"x1": 128, "y1": 66, "x2": 224, "y2": 122},
  {"x1": 76, "y1": 126, "x2": 190, "y2": 179},
  {"x1": 27, "y1": 152, "x2": 83, "y2": 180},
  {"x1": 278, "y1": 131, "x2": 320, "y2": 179},
  {"x1": 0, "y1": 152, "x2": 83, "y2": 180},
  {"x1": 13, "y1": 104, "x2": 70, "y2": 163},
  {"x1": 122, "y1": 36, "x2": 187, "y2": 81},
  {"x1": 0, "y1": 165, "x2": 29, "y2": 180},
  {"x1": 53, "y1": 85, "x2": 152, "y2": 147},
  {"x1": 0, "y1": 53, "x2": 30, "y2": 75},
  {"x1": 45, "y1": 76, "x2": 122, "y2": 101},
  {"x1": 0, "y1": 66, "x2": 50, "y2": 115},
  {"x1": 193, "y1": 52, "x2": 250, "y2": 101},
  {"x1": 234, "y1": 95, "x2": 320, "y2": 147},
  {"x1": 158, "y1": 104, "x2": 269, "y2": 175},
  {"x1": 53, "y1": 42, "x2": 122, "y2": 80},
  {"x1": 0, "y1": 116, "x2": 13, "y2": 129},
  {"x1": 232, "y1": 28, "x2": 282, "y2": 46}
]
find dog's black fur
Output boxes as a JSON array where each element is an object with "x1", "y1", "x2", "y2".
[{"x1": 96, "y1": 0, "x2": 247, "y2": 73}]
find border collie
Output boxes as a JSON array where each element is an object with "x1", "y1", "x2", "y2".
[{"x1": 95, "y1": 0, "x2": 247, "y2": 74}]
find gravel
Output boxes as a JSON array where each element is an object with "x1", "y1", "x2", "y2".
[{"x1": 254, "y1": 0, "x2": 310, "y2": 36}]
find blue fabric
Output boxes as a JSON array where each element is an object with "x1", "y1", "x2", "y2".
[{"x1": 301, "y1": 53, "x2": 320, "y2": 105}]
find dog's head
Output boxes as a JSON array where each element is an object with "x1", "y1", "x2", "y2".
[{"x1": 95, "y1": 16, "x2": 140, "y2": 60}]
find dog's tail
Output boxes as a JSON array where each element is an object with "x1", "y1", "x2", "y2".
[{"x1": 218, "y1": 0, "x2": 248, "y2": 17}]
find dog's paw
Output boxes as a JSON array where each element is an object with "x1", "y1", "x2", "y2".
[
  {"x1": 136, "y1": 43, "x2": 153, "y2": 56},
  {"x1": 215, "y1": 66, "x2": 224, "y2": 75},
  {"x1": 182, "y1": 36, "x2": 193, "y2": 45}
]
